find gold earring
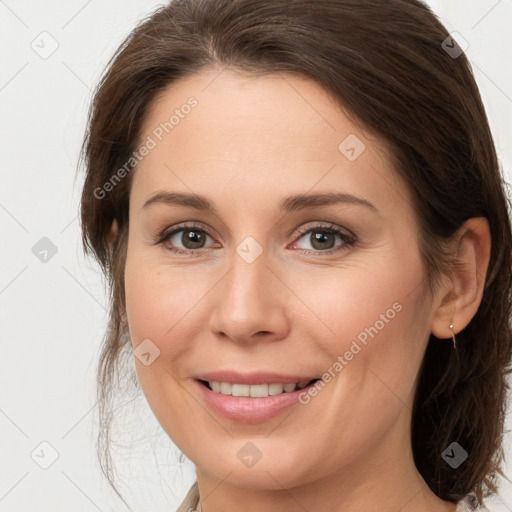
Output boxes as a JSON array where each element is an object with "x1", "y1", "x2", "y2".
[{"x1": 449, "y1": 324, "x2": 457, "y2": 349}]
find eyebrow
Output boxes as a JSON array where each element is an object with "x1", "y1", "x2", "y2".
[{"x1": 141, "y1": 191, "x2": 379, "y2": 215}]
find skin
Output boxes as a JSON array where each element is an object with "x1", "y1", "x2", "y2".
[{"x1": 113, "y1": 64, "x2": 491, "y2": 512}]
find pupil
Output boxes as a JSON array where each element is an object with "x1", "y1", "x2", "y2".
[
  {"x1": 311, "y1": 231, "x2": 334, "y2": 250},
  {"x1": 183, "y1": 230, "x2": 205, "y2": 249},
  {"x1": 179, "y1": 230, "x2": 335, "y2": 250}
]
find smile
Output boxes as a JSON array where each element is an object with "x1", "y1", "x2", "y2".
[
  {"x1": 193, "y1": 372, "x2": 322, "y2": 423},
  {"x1": 201, "y1": 379, "x2": 317, "y2": 397}
]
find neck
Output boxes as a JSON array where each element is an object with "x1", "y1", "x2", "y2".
[{"x1": 193, "y1": 413, "x2": 458, "y2": 512}]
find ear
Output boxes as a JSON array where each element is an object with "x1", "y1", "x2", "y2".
[
  {"x1": 107, "y1": 218, "x2": 119, "y2": 248},
  {"x1": 430, "y1": 217, "x2": 491, "y2": 340}
]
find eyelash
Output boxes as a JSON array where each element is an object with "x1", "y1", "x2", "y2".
[{"x1": 155, "y1": 221, "x2": 356, "y2": 256}]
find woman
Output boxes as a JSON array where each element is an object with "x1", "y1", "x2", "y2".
[{"x1": 79, "y1": 0, "x2": 512, "y2": 510}]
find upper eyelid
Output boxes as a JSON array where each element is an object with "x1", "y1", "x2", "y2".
[
  {"x1": 295, "y1": 222, "x2": 354, "y2": 237},
  {"x1": 161, "y1": 221, "x2": 214, "y2": 239},
  {"x1": 160, "y1": 221, "x2": 354, "y2": 246}
]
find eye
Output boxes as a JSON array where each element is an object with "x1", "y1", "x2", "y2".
[
  {"x1": 156, "y1": 221, "x2": 356, "y2": 256},
  {"x1": 157, "y1": 222, "x2": 217, "y2": 255},
  {"x1": 290, "y1": 223, "x2": 356, "y2": 254}
]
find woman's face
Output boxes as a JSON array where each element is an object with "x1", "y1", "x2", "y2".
[{"x1": 124, "y1": 66, "x2": 435, "y2": 491}]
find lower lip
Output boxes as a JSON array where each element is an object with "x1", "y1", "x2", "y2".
[{"x1": 194, "y1": 379, "x2": 317, "y2": 423}]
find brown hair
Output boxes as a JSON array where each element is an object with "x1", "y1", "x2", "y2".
[{"x1": 79, "y1": 0, "x2": 512, "y2": 506}]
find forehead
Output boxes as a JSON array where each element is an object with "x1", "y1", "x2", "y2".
[{"x1": 130, "y1": 66, "x2": 409, "y2": 216}]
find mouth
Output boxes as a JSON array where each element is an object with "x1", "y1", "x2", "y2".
[
  {"x1": 198, "y1": 378, "x2": 320, "y2": 397},
  {"x1": 193, "y1": 376, "x2": 322, "y2": 423}
]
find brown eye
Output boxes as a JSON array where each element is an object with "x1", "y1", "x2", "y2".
[
  {"x1": 156, "y1": 222, "x2": 217, "y2": 255},
  {"x1": 175, "y1": 229, "x2": 208, "y2": 249},
  {"x1": 163, "y1": 228, "x2": 212, "y2": 251},
  {"x1": 308, "y1": 230, "x2": 337, "y2": 250},
  {"x1": 292, "y1": 225, "x2": 355, "y2": 254}
]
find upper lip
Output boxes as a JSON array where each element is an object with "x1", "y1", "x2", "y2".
[{"x1": 194, "y1": 370, "x2": 318, "y2": 385}]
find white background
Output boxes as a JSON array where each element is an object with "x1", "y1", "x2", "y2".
[{"x1": 0, "y1": 1, "x2": 511, "y2": 510}]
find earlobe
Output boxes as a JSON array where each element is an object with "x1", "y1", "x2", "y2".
[
  {"x1": 430, "y1": 217, "x2": 491, "y2": 340},
  {"x1": 107, "y1": 218, "x2": 119, "y2": 247}
]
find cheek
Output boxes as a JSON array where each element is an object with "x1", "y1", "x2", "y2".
[
  {"x1": 124, "y1": 264, "x2": 165, "y2": 347},
  {"x1": 293, "y1": 254, "x2": 427, "y2": 398},
  {"x1": 123, "y1": 251, "x2": 204, "y2": 442},
  {"x1": 124, "y1": 249, "x2": 215, "y2": 363},
  {"x1": 296, "y1": 258, "x2": 417, "y2": 343},
  {"x1": 288, "y1": 267, "x2": 427, "y2": 468}
]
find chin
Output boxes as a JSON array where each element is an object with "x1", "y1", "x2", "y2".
[{"x1": 196, "y1": 450, "x2": 315, "y2": 491}]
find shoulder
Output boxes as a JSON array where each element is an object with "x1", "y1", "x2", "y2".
[
  {"x1": 175, "y1": 481, "x2": 200, "y2": 512},
  {"x1": 174, "y1": 483, "x2": 491, "y2": 512},
  {"x1": 455, "y1": 493, "x2": 490, "y2": 511}
]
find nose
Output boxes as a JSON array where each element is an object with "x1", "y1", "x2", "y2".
[{"x1": 209, "y1": 245, "x2": 290, "y2": 345}]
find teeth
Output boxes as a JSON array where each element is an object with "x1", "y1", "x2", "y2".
[
  {"x1": 231, "y1": 384, "x2": 250, "y2": 397},
  {"x1": 283, "y1": 383, "x2": 296, "y2": 392},
  {"x1": 207, "y1": 380, "x2": 313, "y2": 397},
  {"x1": 220, "y1": 382, "x2": 232, "y2": 395},
  {"x1": 250, "y1": 384, "x2": 269, "y2": 397},
  {"x1": 269, "y1": 383, "x2": 284, "y2": 395}
]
